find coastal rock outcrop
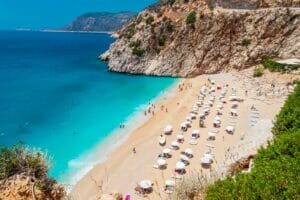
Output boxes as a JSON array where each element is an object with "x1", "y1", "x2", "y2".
[
  {"x1": 101, "y1": 0, "x2": 300, "y2": 77},
  {"x1": 0, "y1": 174, "x2": 65, "y2": 200},
  {"x1": 63, "y1": 12, "x2": 136, "y2": 32}
]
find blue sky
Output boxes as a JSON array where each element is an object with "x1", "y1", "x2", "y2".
[{"x1": 0, "y1": 0, "x2": 157, "y2": 30}]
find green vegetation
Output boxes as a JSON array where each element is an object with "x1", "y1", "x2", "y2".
[
  {"x1": 0, "y1": 143, "x2": 49, "y2": 180},
  {"x1": 166, "y1": 22, "x2": 174, "y2": 32},
  {"x1": 158, "y1": 38, "x2": 165, "y2": 46},
  {"x1": 146, "y1": 16, "x2": 154, "y2": 25},
  {"x1": 262, "y1": 58, "x2": 300, "y2": 72},
  {"x1": 0, "y1": 143, "x2": 65, "y2": 198},
  {"x1": 186, "y1": 10, "x2": 196, "y2": 27},
  {"x1": 122, "y1": 24, "x2": 136, "y2": 39},
  {"x1": 129, "y1": 40, "x2": 141, "y2": 48},
  {"x1": 205, "y1": 82, "x2": 300, "y2": 200},
  {"x1": 253, "y1": 65, "x2": 264, "y2": 77},
  {"x1": 132, "y1": 47, "x2": 145, "y2": 56},
  {"x1": 136, "y1": 16, "x2": 143, "y2": 24},
  {"x1": 167, "y1": 0, "x2": 176, "y2": 6},
  {"x1": 241, "y1": 38, "x2": 251, "y2": 46},
  {"x1": 128, "y1": 39, "x2": 145, "y2": 57}
]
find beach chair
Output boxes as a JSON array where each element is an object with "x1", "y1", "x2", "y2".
[{"x1": 189, "y1": 139, "x2": 198, "y2": 145}]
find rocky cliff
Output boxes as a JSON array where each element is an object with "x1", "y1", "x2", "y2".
[
  {"x1": 100, "y1": 0, "x2": 300, "y2": 77},
  {"x1": 63, "y1": 12, "x2": 136, "y2": 32}
]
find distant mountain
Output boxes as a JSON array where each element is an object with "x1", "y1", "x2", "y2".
[{"x1": 63, "y1": 12, "x2": 136, "y2": 32}]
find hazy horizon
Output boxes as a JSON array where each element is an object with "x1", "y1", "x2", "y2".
[{"x1": 0, "y1": 0, "x2": 156, "y2": 30}]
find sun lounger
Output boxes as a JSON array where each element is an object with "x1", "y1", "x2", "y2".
[
  {"x1": 189, "y1": 139, "x2": 198, "y2": 145},
  {"x1": 153, "y1": 165, "x2": 159, "y2": 169},
  {"x1": 171, "y1": 174, "x2": 183, "y2": 179},
  {"x1": 206, "y1": 143, "x2": 216, "y2": 148}
]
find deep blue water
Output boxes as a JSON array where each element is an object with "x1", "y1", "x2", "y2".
[{"x1": 0, "y1": 30, "x2": 176, "y2": 182}]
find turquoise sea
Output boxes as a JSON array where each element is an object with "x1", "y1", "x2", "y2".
[{"x1": 0, "y1": 30, "x2": 176, "y2": 183}]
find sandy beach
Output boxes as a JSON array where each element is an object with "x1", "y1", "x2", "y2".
[{"x1": 71, "y1": 67, "x2": 299, "y2": 200}]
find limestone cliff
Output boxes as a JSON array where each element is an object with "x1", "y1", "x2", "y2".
[{"x1": 100, "y1": 0, "x2": 300, "y2": 77}]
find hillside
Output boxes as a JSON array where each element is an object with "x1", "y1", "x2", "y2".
[
  {"x1": 100, "y1": 0, "x2": 300, "y2": 77},
  {"x1": 63, "y1": 12, "x2": 136, "y2": 32}
]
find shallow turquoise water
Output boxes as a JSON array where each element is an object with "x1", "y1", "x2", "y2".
[{"x1": 0, "y1": 30, "x2": 176, "y2": 182}]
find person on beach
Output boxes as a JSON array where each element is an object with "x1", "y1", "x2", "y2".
[{"x1": 133, "y1": 147, "x2": 136, "y2": 154}]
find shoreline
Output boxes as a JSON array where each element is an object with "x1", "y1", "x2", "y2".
[
  {"x1": 61, "y1": 79, "x2": 180, "y2": 189},
  {"x1": 71, "y1": 68, "x2": 298, "y2": 200},
  {"x1": 40, "y1": 29, "x2": 114, "y2": 34}
]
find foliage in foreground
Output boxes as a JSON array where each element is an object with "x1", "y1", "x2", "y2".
[
  {"x1": 0, "y1": 143, "x2": 65, "y2": 198},
  {"x1": 205, "y1": 82, "x2": 300, "y2": 200},
  {"x1": 253, "y1": 65, "x2": 264, "y2": 77},
  {"x1": 262, "y1": 58, "x2": 300, "y2": 72},
  {"x1": 0, "y1": 143, "x2": 49, "y2": 180}
]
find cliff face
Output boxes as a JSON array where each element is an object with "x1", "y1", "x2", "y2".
[
  {"x1": 101, "y1": 0, "x2": 300, "y2": 77},
  {"x1": 63, "y1": 12, "x2": 136, "y2": 32}
]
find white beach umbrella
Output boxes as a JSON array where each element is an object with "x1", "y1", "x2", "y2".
[
  {"x1": 203, "y1": 108, "x2": 210, "y2": 114},
  {"x1": 230, "y1": 108, "x2": 237, "y2": 113},
  {"x1": 185, "y1": 148, "x2": 193, "y2": 156},
  {"x1": 165, "y1": 180, "x2": 175, "y2": 187},
  {"x1": 171, "y1": 141, "x2": 179, "y2": 147},
  {"x1": 226, "y1": 126, "x2": 235, "y2": 132},
  {"x1": 181, "y1": 122, "x2": 187, "y2": 128},
  {"x1": 213, "y1": 119, "x2": 220, "y2": 125},
  {"x1": 177, "y1": 134, "x2": 184, "y2": 140},
  {"x1": 175, "y1": 161, "x2": 185, "y2": 170},
  {"x1": 157, "y1": 158, "x2": 167, "y2": 166},
  {"x1": 208, "y1": 132, "x2": 216, "y2": 137},
  {"x1": 204, "y1": 152, "x2": 214, "y2": 160},
  {"x1": 201, "y1": 156, "x2": 211, "y2": 164},
  {"x1": 164, "y1": 125, "x2": 173, "y2": 134},
  {"x1": 180, "y1": 154, "x2": 190, "y2": 161},
  {"x1": 139, "y1": 180, "x2": 152, "y2": 189},
  {"x1": 163, "y1": 148, "x2": 171, "y2": 154},
  {"x1": 192, "y1": 130, "x2": 200, "y2": 135},
  {"x1": 190, "y1": 113, "x2": 197, "y2": 119},
  {"x1": 185, "y1": 121, "x2": 192, "y2": 127},
  {"x1": 229, "y1": 96, "x2": 237, "y2": 101}
]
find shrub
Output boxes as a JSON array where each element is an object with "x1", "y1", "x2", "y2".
[
  {"x1": 205, "y1": 82, "x2": 300, "y2": 200},
  {"x1": 241, "y1": 38, "x2": 251, "y2": 46},
  {"x1": 0, "y1": 143, "x2": 49, "y2": 180},
  {"x1": 166, "y1": 22, "x2": 174, "y2": 32},
  {"x1": 132, "y1": 47, "x2": 145, "y2": 56},
  {"x1": 146, "y1": 16, "x2": 154, "y2": 25},
  {"x1": 262, "y1": 58, "x2": 299, "y2": 72},
  {"x1": 158, "y1": 38, "x2": 165, "y2": 46},
  {"x1": 123, "y1": 24, "x2": 135, "y2": 39},
  {"x1": 136, "y1": 16, "x2": 143, "y2": 24},
  {"x1": 186, "y1": 10, "x2": 196, "y2": 26},
  {"x1": 129, "y1": 40, "x2": 141, "y2": 48},
  {"x1": 253, "y1": 65, "x2": 264, "y2": 77},
  {"x1": 168, "y1": 0, "x2": 176, "y2": 6}
]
